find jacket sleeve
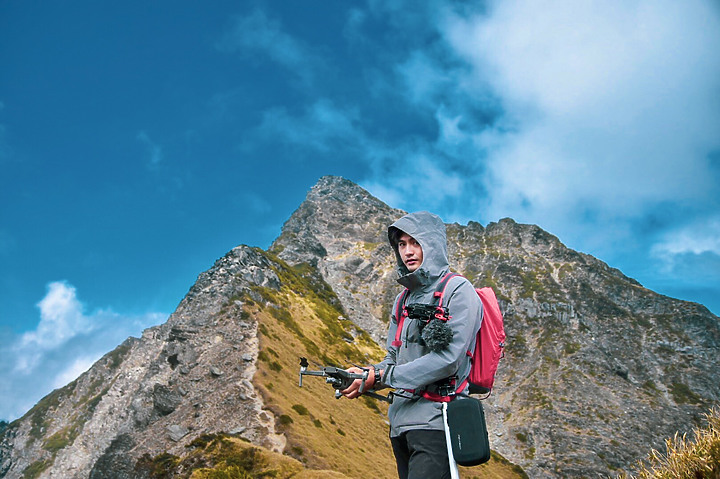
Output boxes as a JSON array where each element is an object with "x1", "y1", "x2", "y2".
[{"x1": 380, "y1": 278, "x2": 482, "y2": 390}]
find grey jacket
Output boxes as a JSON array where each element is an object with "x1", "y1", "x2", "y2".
[{"x1": 377, "y1": 211, "x2": 483, "y2": 437}]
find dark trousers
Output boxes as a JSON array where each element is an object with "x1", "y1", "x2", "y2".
[{"x1": 390, "y1": 429, "x2": 450, "y2": 479}]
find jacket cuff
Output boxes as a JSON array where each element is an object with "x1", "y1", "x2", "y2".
[{"x1": 381, "y1": 365, "x2": 394, "y2": 387}]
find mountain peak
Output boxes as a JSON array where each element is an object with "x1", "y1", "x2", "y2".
[
  {"x1": 2, "y1": 176, "x2": 719, "y2": 479},
  {"x1": 270, "y1": 176, "x2": 403, "y2": 264},
  {"x1": 306, "y1": 175, "x2": 397, "y2": 215}
]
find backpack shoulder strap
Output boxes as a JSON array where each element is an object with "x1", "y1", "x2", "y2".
[
  {"x1": 392, "y1": 289, "x2": 410, "y2": 347},
  {"x1": 424, "y1": 272, "x2": 474, "y2": 402},
  {"x1": 434, "y1": 272, "x2": 462, "y2": 307}
]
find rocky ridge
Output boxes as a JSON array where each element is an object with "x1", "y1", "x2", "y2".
[
  {"x1": 1, "y1": 247, "x2": 287, "y2": 478},
  {"x1": 272, "y1": 176, "x2": 720, "y2": 478},
  {"x1": 270, "y1": 176, "x2": 405, "y2": 344},
  {"x1": 1, "y1": 175, "x2": 718, "y2": 479}
]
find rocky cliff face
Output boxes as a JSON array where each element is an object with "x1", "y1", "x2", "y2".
[
  {"x1": 1, "y1": 176, "x2": 718, "y2": 479},
  {"x1": 273, "y1": 177, "x2": 720, "y2": 477},
  {"x1": 270, "y1": 176, "x2": 405, "y2": 344},
  {"x1": 0, "y1": 247, "x2": 287, "y2": 478}
]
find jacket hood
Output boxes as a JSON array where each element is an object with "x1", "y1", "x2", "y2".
[{"x1": 388, "y1": 211, "x2": 450, "y2": 290}]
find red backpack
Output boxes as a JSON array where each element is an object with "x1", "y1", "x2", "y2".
[{"x1": 393, "y1": 273, "x2": 505, "y2": 399}]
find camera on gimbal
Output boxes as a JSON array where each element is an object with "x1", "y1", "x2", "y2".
[{"x1": 405, "y1": 303, "x2": 450, "y2": 329}]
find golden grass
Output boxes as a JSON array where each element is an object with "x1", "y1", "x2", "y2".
[
  {"x1": 248, "y1": 258, "x2": 527, "y2": 479},
  {"x1": 185, "y1": 435, "x2": 352, "y2": 479},
  {"x1": 618, "y1": 407, "x2": 720, "y2": 479}
]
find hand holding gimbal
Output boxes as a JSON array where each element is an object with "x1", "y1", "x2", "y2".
[{"x1": 298, "y1": 357, "x2": 392, "y2": 403}]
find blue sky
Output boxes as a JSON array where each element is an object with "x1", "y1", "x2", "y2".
[{"x1": 1, "y1": 0, "x2": 719, "y2": 421}]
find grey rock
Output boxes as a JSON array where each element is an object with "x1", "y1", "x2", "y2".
[
  {"x1": 153, "y1": 384, "x2": 182, "y2": 416},
  {"x1": 167, "y1": 425, "x2": 189, "y2": 442}
]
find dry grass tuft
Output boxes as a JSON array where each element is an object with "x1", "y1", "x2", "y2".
[{"x1": 618, "y1": 407, "x2": 720, "y2": 479}]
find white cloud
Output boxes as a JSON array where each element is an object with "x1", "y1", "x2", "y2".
[
  {"x1": 343, "y1": 8, "x2": 368, "y2": 44},
  {"x1": 652, "y1": 216, "x2": 720, "y2": 257},
  {"x1": 440, "y1": 0, "x2": 720, "y2": 230},
  {"x1": 20, "y1": 282, "x2": 90, "y2": 352},
  {"x1": 0, "y1": 282, "x2": 165, "y2": 420},
  {"x1": 217, "y1": 9, "x2": 321, "y2": 84},
  {"x1": 648, "y1": 217, "x2": 720, "y2": 287},
  {"x1": 137, "y1": 131, "x2": 163, "y2": 169},
  {"x1": 52, "y1": 356, "x2": 96, "y2": 390},
  {"x1": 396, "y1": 51, "x2": 452, "y2": 107},
  {"x1": 255, "y1": 99, "x2": 361, "y2": 152},
  {"x1": 363, "y1": 150, "x2": 465, "y2": 211}
]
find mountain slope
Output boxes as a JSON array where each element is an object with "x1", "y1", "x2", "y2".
[
  {"x1": 0, "y1": 244, "x2": 522, "y2": 478},
  {"x1": 2, "y1": 176, "x2": 718, "y2": 479},
  {"x1": 272, "y1": 176, "x2": 720, "y2": 478}
]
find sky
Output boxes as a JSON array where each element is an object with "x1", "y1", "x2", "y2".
[{"x1": 1, "y1": 0, "x2": 719, "y2": 421}]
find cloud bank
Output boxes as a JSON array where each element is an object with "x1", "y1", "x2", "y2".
[
  {"x1": 442, "y1": 0, "x2": 720, "y2": 226},
  {"x1": 230, "y1": 1, "x2": 720, "y2": 308},
  {"x1": 428, "y1": 0, "x2": 720, "y2": 293},
  {"x1": 0, "y1": 282, "x2": 165, "y2": 421}
]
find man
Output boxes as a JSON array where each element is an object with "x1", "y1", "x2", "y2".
[{"x1": 342, "y1": 211, "x2": 483, "y2": 479}]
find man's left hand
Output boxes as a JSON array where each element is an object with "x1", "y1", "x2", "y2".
[{"x1": 341, "y1": 366, "x2": 381, "y2": 399}]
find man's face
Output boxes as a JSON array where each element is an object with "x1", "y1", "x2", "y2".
[{"x1": 397, "y1": 233, "x2": 423, "y2": 272}]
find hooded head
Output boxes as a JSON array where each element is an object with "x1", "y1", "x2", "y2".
[{"x1": 388, "y1": 211, "x2": 449, "y2": 290}]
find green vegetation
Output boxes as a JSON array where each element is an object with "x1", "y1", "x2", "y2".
[
  {"x1": 105, "y1": 340, "x2": 133, "y2": 369},
  {"x1": 361, "y1": 396, "x2": 381, "y2": 414},
  {"x1": 23, "y1": 379, "x2": 78, "y2": 443},
  {"x1": 525, "y1": 447, "x2": 536, "y2": 460},
  {"x1": 526, "y1": 384, "x2": 554, "y2": 410},
  {"x1": 136, "y1": 452, "x2": 180, "y2": 478},
  {"x1": 557, "y1": 263, "x2": 575, "y2": 280},
  {"x1": 488, "y1": 451, "x2": 530, "y2": 479},
  {"x1": 362, "y1": 242, "x2": 380, "y2": 251},
  {"x1": 268, "y1": 305, "x2": 302, "y2": 336},
  {"x1": 139, "y1": 434, "x2": 351, "y2": 478},
  {"x1": 22, "y1": 459, "x2": 51, "y2": 479},
  {"x1": 618, "y1": 407, "x2": 720, "y2": 479},
  {"x1": 43, "y1": 426, "x2": 76, "y2": 454},
  {"x1": 520, "y1": 271, "x2": 544, "y2": 298},
  {"x1": 563, "y1": 341, "x2": 581, "y2": 355},
  {"x1": 480, "y1": 270, "x2": 500, "y2": 291},
  {"x1": 641, "y1": 380, "x2": 659, "y2": 395},
  {"x1": 189, "y1": 433, "x2": 223, "y2": 449},
  {"x1": 250, "y1": 285, "x2": 282, "y2": 306},
  {"x1": 277, "y1": 415, "x2": 293, "y2": 426},
  {"x1": 291, "y1": 404, "x2": 309, "y2": 416},
  {"x1": 669, "y1": 382, "x2": 703, "y2": 405}
]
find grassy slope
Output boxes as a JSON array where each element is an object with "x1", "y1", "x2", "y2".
[
  {"x1": 130, "y1": 254, "x2": 525, "y2": 478},
  {"x1": 248, "y1": 257, "x2": 526, "y2": 479}
]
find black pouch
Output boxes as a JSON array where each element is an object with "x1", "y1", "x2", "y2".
[{"x1": 446, "y1": 397, "x2": 491, "y2": 466}]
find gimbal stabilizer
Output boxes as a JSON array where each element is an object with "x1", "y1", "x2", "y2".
[{"x1": 298, "y1": 357, "x2": 393, "y2": 403}]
